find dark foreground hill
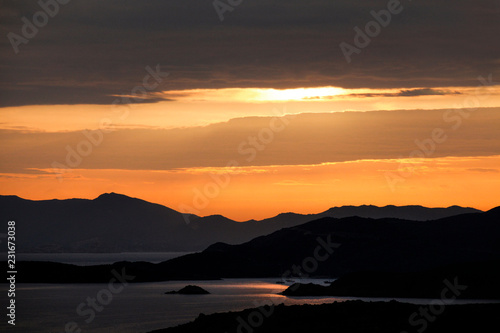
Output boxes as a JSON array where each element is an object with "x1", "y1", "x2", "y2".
[
  {"x1": 281, "y1": 260, "x2": 500, "y2": 299},
  {"x1": 0, "y1": 193, "x2": 480, "y2": 252},
  {"x1": 148, "y1": 301, "x2": 500, "y2": 333},
  {"x1": 8, "y1": 207, "x2": 500, "y2": 284}
]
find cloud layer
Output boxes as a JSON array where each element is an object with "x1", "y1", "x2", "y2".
[
  {"x1": 1, "y1": 108, "x2": 500, "y2": 174},
  {"x1": 1, "y1": 0, "x2": 499, "y2": 106}
]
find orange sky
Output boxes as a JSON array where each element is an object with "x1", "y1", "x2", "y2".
[
  {"x1": 2, "y1": 85, "x2": 499, "y2": 131},
  {"x1": 1, "y1": 85, "x2": 500, "y2": 220},
  {"x1": 2, "y1": 1, "x2": 500, "y2": 224},
  {"x1": 1, "y1": 156, "x2": 499, "y2": 221}
]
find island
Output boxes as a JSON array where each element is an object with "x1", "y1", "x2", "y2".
[{"x1": 165, "y1": 285, "x2": 210, "y2": 295}]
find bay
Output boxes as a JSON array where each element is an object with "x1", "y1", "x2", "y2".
[{"x1": 1, "y1": 278, "x2": 498, "y2": 333}]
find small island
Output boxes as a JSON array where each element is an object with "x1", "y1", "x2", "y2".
[{"x1": 165, "y1": 285, "x2": 210, "y2": 295}]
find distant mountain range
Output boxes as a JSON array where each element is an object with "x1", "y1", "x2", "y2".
[
  {"x1": 12, "y1": 206, "x2": 500, "y2": 283},
  {"x1": 151, "y1": 206, "x2": 500, "y2": 280},
  {"x1": 0, "y1": 193, "x2": 482, "y2": 252}
]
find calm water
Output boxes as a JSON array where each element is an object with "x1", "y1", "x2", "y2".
[
  {"x1": 11, "y1": 252, "x2": 192, "y2": 266},
  {"x1": 1, "y1": 278, "x2": 498, "y2": 333}
]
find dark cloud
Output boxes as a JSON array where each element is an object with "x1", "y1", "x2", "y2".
[
  {"x1": 397, "y1": 89, "x2": 461, "y2": 97},
  {"x1": 345, "y1": 88, "x2": 462, "y2": 98},
  {"x1": 1, "y1": 0, "x2": 499, "y2": 106}
]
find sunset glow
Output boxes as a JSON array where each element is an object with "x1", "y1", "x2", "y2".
[
  {"x1": 1, "y1": 85, "x2": 499, "y2": 132},
  {"x1": 1, "y1": 0, "x2": 499, "y2": 221},
  {"x1": 2, "y1": 2, "x2": 500, "y2": 332},
  {"x1": 1, "y1": 155, "x2": 499, "y2": 221}
]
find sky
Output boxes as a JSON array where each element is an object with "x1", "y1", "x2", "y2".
[{"x1": 1, "y1": 0, "x2": 500, "y2": 220}]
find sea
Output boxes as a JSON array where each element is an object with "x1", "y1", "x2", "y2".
[
  {"x1": 1, "y1": 253, "x2": 498, "y2": 333},
  {"x1": 13, "y1": 252, "x2": 192, "y2": 266}
]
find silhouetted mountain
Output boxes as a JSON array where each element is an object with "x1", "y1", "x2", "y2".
[
  {"x1": 155, "y1": 207, "x2": 500, "y2": 279},
  {"x1": 0, "y1": 193, "x2": 483, "y2": 252},
  {"x1": 10, "y1": 207, "x2": 500, "y2": 283},
  {"x1": 0, "y1": 193, "x2": 192, "y2": 252},
  {"x1": 281, "y1": 260, "x2": 500, "y2": 299},
  {"x1": 316, "y1": 204, "x2": 480, "y2": 221}
]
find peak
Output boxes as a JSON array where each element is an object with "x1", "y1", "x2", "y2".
[
  {"x1": 95, "y1": 193, "x2": 139, "y2": 202},
  {"x1": 204, "y1": 242, "x2": 231, "y2": 252},
  {"x1": 276, "y1": 212, "x2": 299, "y2": 217},
  {"x1": 98, "y1": 192, "x2": 120, "y2": 196},
  {"x1": 201, "y1": 214, "x2": 234, "y2": 222},
  {"x1": 96, "y1": 193, "x2": 129, "y2": 199},
  {"x1": 486, "y1": 206, "x2": 500, "y2": 215},
  {"x1": 445, "y1": 205, "x2": 480, "y2": 211},
  {"x1": 0, "y1": 195, "x2": 23, "y2": 199}
]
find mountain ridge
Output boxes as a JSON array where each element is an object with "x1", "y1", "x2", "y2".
[
  {"x1": 0, "y1": 193, "x2": 484, "y2": 253},
  {"x1": 9, "y1": 208, "x2": 500, "y2": 283}
]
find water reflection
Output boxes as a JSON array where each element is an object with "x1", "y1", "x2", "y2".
[{"x1": 1, "y1": 278, "x2": 498, "y2": 333}]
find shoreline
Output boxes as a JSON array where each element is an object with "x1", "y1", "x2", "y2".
[{"x1": 147, "y1": 300, "x2": 500, "y2": 333}]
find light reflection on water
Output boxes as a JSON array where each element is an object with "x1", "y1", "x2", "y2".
[{"x1": 1, "y1": 278, "x2": 498, "y2": 333}]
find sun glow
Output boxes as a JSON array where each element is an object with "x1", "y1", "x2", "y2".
[
  {"x1": 156, "y1": 86, "x2": 348, "y2": 103},
  {"x1": 255, "y1": 87, "x2": 347, "y2": 101},
  {"x1": 2, "y1": 85, "x2": 499, "y2": 132}
]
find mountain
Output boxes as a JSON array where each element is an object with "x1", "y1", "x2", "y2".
[
  {"x1": 315, "y1": 204, "x2": 481, "y2": 221},
  {"x1": 11, "y1": 206, "x2": 500, "y2": 283},
  {"x1": 0, "y1": 193, "x2": 192, "y2": 252},
  {"x1": 152, "y1": 206, "x2": 500, "y2": 279},
  {"x1": 281, "y1": 260, "x2": 500, "y2": 299},
  {"x1": 0, "y1": 193, "x2": 482, "y2": 252}
]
